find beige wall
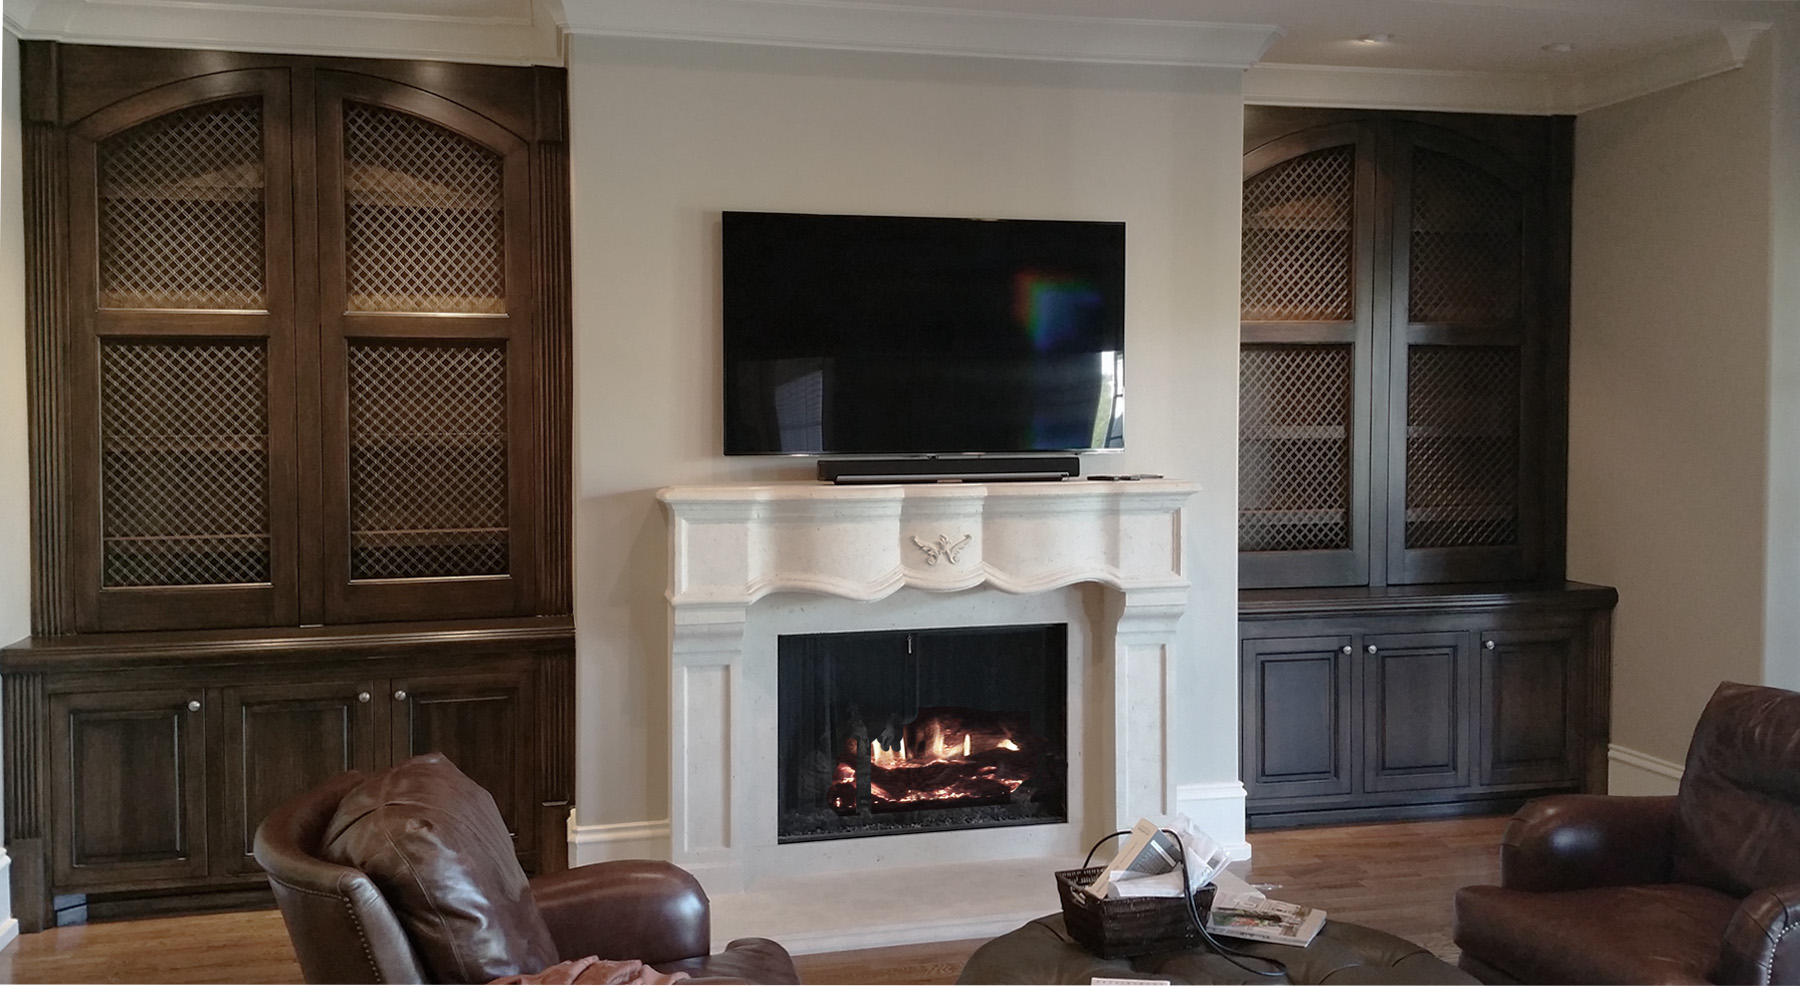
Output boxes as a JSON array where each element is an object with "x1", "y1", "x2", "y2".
[
  {"x1": 1569, "y1": 37, "x2": 1775, "y2": 774},
  {"x1": 1764, "y1": 19, "x2": 1800, "y2": 693},
  {"x1": 2, "y1": 32, "x2": 31, "y2": 645},
  {"x1": 1, "y1": 27, "x2": 28, "y2": 933},
  {"x1": 564, "y1": 38, "x2": 1248, "y2": 838}
]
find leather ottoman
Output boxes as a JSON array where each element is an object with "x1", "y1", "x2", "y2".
[{"x1": 956, "y1": 914, "x2": 1476, "y2": 985}]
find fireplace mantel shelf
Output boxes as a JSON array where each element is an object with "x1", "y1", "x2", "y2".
[{"x1": 657, "y1": 478, "x2": 1198, "y2": 608}]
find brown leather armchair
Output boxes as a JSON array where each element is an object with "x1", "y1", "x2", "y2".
[
  {"x1": 253, "y1": 755, "x2": 799, "y2": 984},
  {"x1": 1453, "y1": 681, "x2": 1800, "y2": 984}
]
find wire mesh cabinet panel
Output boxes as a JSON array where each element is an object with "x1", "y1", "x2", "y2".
[
  {"x1": 1386, "y1": 125, "x2": 1559, "y2": 584},
  {"x1": 315, "y1": 75, "x2": 539, "y2": 623},
  {"x1": 62, "y1": 71, "x2": 301, "y2": 632},
  {"x1": 29, "y1": 46, "x2": 569, "y2": 632},
  {"x1": 1239, "y1": 109, "x2": 1571, "y2": 589},
  {"x1": 1239, "y1": 124, "x2": 1377, "y2": 588}
]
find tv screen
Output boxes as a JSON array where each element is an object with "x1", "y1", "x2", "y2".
[{"x1": 722, "y1": 211, "x2": 1125, "y2": 456}]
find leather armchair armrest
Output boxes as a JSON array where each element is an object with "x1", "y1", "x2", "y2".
[
  {"x1": 1714, "y1": 884, "x2": 1800, "y2": 985},
  {"x1": 1500, "y1": 794, "x2": 1678, "y2": 892},
  {"x1": 530, "y1": 860, "x2": 710, "y2": 967}
]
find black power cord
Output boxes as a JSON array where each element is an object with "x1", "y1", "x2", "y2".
[{"x1": 1079, "y1": 829, "x2": 1288, "y2": 979}]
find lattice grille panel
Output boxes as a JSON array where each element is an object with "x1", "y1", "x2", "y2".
[
  {"x1": 1409, "y1": 149, "x2": 1521, "y2": 323},
  {"x1": 98, "y1": 98, "x2": 265, "y2": 311},
  {"x1": 1240, "y1": 344, "x2": 1353, "y2": 552},
  {"x1": 100, "y1": 341, "x2": 270, "y2": 586},
  {"x1": 1243, "y1": 146, "x2": 1355, "y2": 322},
  {"x1": 344, "y1": 102, "x2": 505, "y2": 314},
  {"x1": 349, "y1": 342, "x2": 508, "y2": 580},
  {"x1": 1406, "y1": 345, "x2": 1521, "y2": 549}
]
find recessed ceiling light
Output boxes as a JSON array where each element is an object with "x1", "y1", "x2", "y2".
[
  {"x1": 1357, "y1": 33, "x2": 1395, "y2": 44},
  {"x1": 1542, "y1": 42, "x2": 1574, "y2": 53}
]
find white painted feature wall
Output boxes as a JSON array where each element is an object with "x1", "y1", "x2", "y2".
[
  {"x1": 1569, "y1": 34, "x2": 1775, "y2": 791},
  {"x1": 564, "y1": 37, "x2": 1248, "y2": 852}
]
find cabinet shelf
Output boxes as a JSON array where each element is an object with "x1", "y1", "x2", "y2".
[
  {"x1": 1239, "y1": 508, "x2": 1348, "y2": 525},
  {"x1": 1243, "y1": 426, "x2": 1349, "y2": 442},
  {"x1": 104, "y1": 435, "x2": 267, "y2": 453}
]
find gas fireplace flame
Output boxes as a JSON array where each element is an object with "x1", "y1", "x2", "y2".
[{"x1": 830, "y1": 706, "x2": 1047, "y2": 815}]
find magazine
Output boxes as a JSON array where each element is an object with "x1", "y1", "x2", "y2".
[
  {"x1": 1203, "y1": 895, "x2": 1327, "y2": 947},
  {"x1": 1084, "y1": 815, "x2": 1232, "y2": 899},
  {"x1": 1084, "y1": 817, "x2": 1183, "y2": 898}
]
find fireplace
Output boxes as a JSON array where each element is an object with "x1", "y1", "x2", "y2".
[
  {"x1": 655, "y1": 479, "x2": 1203, "y2": 904},
  {"x1": 778, "y1": 623, "x2": 1067, "y2": 842}
]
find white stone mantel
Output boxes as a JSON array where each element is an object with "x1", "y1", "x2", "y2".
[{"x1": 655, "y1": 478, "x2": 1198, "y2": 892}]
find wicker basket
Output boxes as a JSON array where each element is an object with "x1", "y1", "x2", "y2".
[{"x1": 1055, "y1": 864, "x2": 1216, "y2": 958}]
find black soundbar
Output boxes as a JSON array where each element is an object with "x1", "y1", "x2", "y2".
[{"x1": 818, "y1": 455, "x2": 1081, "y2": 485}]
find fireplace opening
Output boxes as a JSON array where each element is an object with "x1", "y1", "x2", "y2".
[{"x1": 778, "y1": 623, "x2": 1067, "y2": 843}]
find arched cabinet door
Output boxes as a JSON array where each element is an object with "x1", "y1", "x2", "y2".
[
  {"x1": 1384, "y1": 122, "x2": 1554, "y2": 585},
  {"x1": 1238, "y1": 107, "x2": 1569, "y2": 591},
  {"x1": 313, "y1": 74, "x2": 539, "y2": 624},
  {"x1": 1239, "y1": 122, "x2": 1377, "y2": 589},
  {"x1": 64, "y1": 69, "x2": 301, "y2": 632}
]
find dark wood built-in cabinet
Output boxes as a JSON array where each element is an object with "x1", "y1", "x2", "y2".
[
  {"x1": 1238, "y1": 107, "x2": 1614, "y2": 827},
  {"x1": 1239, "y1": 584, "x2": 1613, "y2": 827},
  {"x1": 8, "y1": 42, "x2": 573, "y2": 930}
]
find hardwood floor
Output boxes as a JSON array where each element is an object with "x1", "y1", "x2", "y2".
[{"x1": 0, "y1": 816, "x2": 1507, "y2": 985}]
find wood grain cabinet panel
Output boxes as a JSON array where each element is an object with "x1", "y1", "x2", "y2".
[
  {"x1": 1240, "y1": 635, "x2": 1354, "y2": 801},
  {"x1": 217, "y1": 680, "x2": 378, "y2": 876},
  {"x1": 1361, "y1": 631, "x2": 1470, "y2": 793},
  {"x1": 389, "y1": 668, "x2": 535, "y2": 857},
  {"x1": 1479, "y1": 627, "x2": 1582, "y2": 787},
  {"x1": 51, "y1": 689, "x2": 209, "y2": 889}
]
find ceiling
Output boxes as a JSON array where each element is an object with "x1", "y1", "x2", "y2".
[
  {"x1": 6, "y1": 0, "x2": 1796, "y2": 112},
  {"x1": 849, "y1": 0, "x2": 1792, "y2": 75}
]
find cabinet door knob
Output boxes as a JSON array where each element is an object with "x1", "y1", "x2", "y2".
[
  {"x1": 393, "y1": 689, "x2": 408, "y2": 702},
  {"x1": 1484, "y1": 640, "x2": 1497, "y2": 650},
  {"x1": 357, "y1": 691, "x2": 372, "y2": 703},
  {"x1": 1366, "y1": 644, "x2": 1378, "y2": 654},
  {"x1": 186, "y1": 699, "x2": 201, "y2": 712},
  {"x1": 1340, "y1": 645, "x2": 1353, "y2": 655}
]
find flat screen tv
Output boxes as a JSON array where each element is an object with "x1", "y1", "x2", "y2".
[{"x1": 722, "y1": 211, "x2": 1125, "y2": 456}]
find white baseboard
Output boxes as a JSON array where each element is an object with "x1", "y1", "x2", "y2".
[
  {"x1": 567, "y1": 817, "x2": 673, "y2": 866},
  {"x1": 0, "y1": 850, "x2": 14, "y2": 952},
  {"x1": 1607, "y1": 744, "x2": 1683, "y2": 796},
  {"x1": 1176, "y1": 780, "x2": 1251, "y2": 861}
]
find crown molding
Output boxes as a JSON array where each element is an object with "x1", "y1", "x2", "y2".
[
  {"x1": 555, "y1": 0, "x2": 1282, "y2": 68},
  {"x1": 1243, "y1": 62, "x2": 1562, "y2": 115},
  {"x1": 1561, "y1": 23, "x2": 1764, "y2": 113},
  {"x1": 4, "y1": 0, "x2": 564, "y2": 65},
  {"x1": 1245, "y1": 24, "x2": 1767, "y2": 116}
]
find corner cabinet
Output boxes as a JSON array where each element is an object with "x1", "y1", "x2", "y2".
[
  {"x1": 8, "y1": 43, "x2": 573, "y2": 931},
  {"x1": 1237, "y1": 108, "x2": 1614, "y2": 827}
]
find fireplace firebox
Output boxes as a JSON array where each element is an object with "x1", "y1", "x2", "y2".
[{"x1": 777, "y1": 623, "x2": 1068, "y2": 843}]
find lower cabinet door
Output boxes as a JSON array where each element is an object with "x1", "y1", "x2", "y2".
[
  {"x1": 50, "y1": 689, "x2": 209, "y2": 889},
  {"x1": 1241, "y1": 635, "x2": 1355, "y2": 801},
  {"x1": 217, "y1": 680, "x2": 379, "y2": 876},
  {"x1": 1361, "y1": 632, "x2": 1472, "y2": 793},
  {"x1": 389, "y1": 667, "x2": 536, "y2": 855},
  {"x1": 1479, "y1": 626, "x2": 1582, "y2": 786}
]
